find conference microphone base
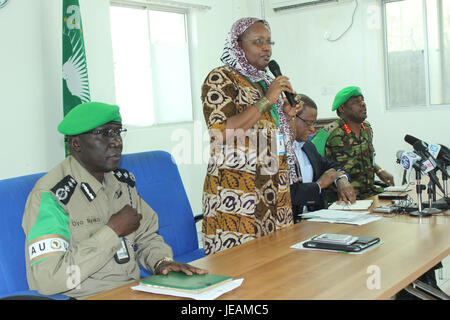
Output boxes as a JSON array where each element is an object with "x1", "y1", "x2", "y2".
[
  {"x1": 422, "y1": 198, "x2": 450, "y2": 210},
  {"x1": 409, "y1": 210, "x2": 433, "y2": 217}
]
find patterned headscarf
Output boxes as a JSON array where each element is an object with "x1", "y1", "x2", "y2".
[
  {"x1": 220, "y1": 17, "x2": 272, "y2": 84},
  {"x1": 220, "y1": 17, "x2": 302, "y2": 184}
]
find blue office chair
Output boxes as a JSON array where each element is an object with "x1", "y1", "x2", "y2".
[
  {"x1": 0, "y1": 173, "x2": 70, "y2": 300},
  {"x1": 120, "y1": 151, "x2": 205, "y2": 278}
]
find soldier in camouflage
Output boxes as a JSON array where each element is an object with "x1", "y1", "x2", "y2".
[
  {"x1": 321, "y1": 88, "x2": 444, "y2": 296},
  {"x1": 322, "y1": 86, "x2": 394, "y2": 199}
]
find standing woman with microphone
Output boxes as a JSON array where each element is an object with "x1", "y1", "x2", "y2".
[{"x1": 201, "y1": 17, "x2": 303, "y2": 255}]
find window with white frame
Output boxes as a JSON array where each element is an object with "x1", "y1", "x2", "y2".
[
  {"x1": 383, "y1": 0, "x2": 450, "y2": 109},
  {"x1": 109, "y1": 3, "x2": 193, "y2": 126}
]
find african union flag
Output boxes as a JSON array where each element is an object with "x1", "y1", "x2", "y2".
[{"x1": 62, "y1": 0, "x2": 90, "y2": 155}]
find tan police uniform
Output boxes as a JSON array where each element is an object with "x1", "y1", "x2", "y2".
[{"x1": 22, "y1": 156, "x2": 173, "y2": 299}]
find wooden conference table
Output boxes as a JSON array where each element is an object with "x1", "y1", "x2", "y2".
[{"x1": 88, "y1": 190, "x2": 450, "y2": 300}]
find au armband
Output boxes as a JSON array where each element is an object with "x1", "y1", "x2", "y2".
[
  {"x1": 254, "y1": 96, "x2": 272, "y2": 114},
  {"x1": 29, "y1": 236, "x2": 69, "y2": 266}
]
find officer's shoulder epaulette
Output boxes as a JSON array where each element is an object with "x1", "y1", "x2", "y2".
[
  {"x1": 322, "y1": 120, "x2": 340, "y2": 134},
  {"x1": 113, "y1": 168, "x2": 136, "y2": 188},
  {"x1": 50, "y1": 175, "x2": 78, "y2": 205},
  {"x1": 363, "y1": 120, "x2": 373, "y2": 141}
]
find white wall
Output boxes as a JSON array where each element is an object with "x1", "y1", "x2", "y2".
[
  {"x1": 1, "y1": 0, "x2": 449, "y2": 216},
  {"x1": 0, "y1": 0, "x2": 117, "y2": 177},
  {"x1": 1, "y1": 0, "x2": 54, "y2": 176},
  {"x1": 0, "y1": 0, "x2": 237, "y2": 215}
]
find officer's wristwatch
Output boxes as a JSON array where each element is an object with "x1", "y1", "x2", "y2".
[{"x1": 154, "y1": 257, "x2": 173, "y2": 271}]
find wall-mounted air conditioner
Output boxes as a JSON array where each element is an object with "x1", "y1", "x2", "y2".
[
  {"x1": 128, "y1": 0, "x2": 212, "y2": 10},
  {"x1": 269, "y1": 0, "x2": 338, "y2": 12}
]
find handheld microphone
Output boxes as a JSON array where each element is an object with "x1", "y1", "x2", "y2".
[{"x1": 268, "y1": 60, "x2": 297, "y2": 107}]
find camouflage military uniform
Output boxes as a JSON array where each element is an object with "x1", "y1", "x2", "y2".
[
  {"x1": 22, "y1": 156, "x2": 172, "y2": 299},
  {"x1": 323, "y1": 119, "x2": 382, "y2": 199}
]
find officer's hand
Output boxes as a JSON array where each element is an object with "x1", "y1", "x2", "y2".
[
  {"x1": 283, "y1": 96, "x2": 303, "y2": 118},
  {"x1": 317, "y1": 169, "x2": 340, "y2": 189},
  {"x1": 377, "y1": 170, "x2": 395, "y2": 186},
  {"x1": 155, "y1": 260, "x2": 209, "y2": 276},
  {"x1": 107, "y1": 205, "x2": 142, "y2": 237},
  {"x1": 336, "y1": 179, "x2": 356, "y2": 205},
  {"x1": 266, "y1": 75, "x2": 295, "y2": 105}
]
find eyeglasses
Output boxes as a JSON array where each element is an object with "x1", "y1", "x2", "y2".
[
  {"x1": 83, "y1": 128, "x2": 127, "y2": 138},
  {"x1": 238, "y1": 39, "x2": 275, "y2": 47},
  {"x1": 296, "y1": 115, "x2": 316, "y2": 128}
]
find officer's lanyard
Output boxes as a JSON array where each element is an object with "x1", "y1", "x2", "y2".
[
  {"x1": 127, "y1": 184, "x2": 142, "y2": 213},
  {"x1": 114, "y1": 184, "x2": 140, "y2": 263},
  {"x1": 126, "y1": 184, "x2": 134, "y2": 208},
  {"x1": 245, "y1": 77, "x2": 280, "y2": 128}
]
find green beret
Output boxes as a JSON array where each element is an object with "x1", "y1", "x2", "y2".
[
  {"x1": 58, "y1": 102, "x2": 122, "y2": 135},
  {"x1": 332, "y1": 86, "x2": 362, "y2": 111}
]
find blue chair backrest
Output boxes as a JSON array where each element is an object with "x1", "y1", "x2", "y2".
[
  {"x1": 0, "y1": 172, "x2": 45, "y2": 296},
  {"x1": 119, "y1": 151, "x2": 199, "y2": 258}
]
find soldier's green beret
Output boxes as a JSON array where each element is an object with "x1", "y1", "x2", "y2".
[
  {"x1": 332, "y1": 86, "x2": 363, "y2": 111},
  {"x1": 58, "y1": 102, "x2": 122, "y2": 135}
]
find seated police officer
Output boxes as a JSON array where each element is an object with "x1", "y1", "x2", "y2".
[
  {"x1": 289, "y1": 94, "x2": 356, "y2": 223},
  {"x1": 22, "y1": 102, "x2": 207, "y2": 299}
]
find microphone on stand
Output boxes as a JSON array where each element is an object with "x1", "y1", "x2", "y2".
[
  {"x1": 436, "y1": 144, "x2": 450, "y2": 163},
  {"x1": 395, "y1": 149, "x2": 432, "y2": 216},
  {"x1": 403, "y1": 135, "x2": 446, "y2": 194},
  {"x1": 404, "y1": 135, "x2": 449, "y2": 179},
  {"x1": 396, "y1": 150, "x2": 424, "y2": 172}
]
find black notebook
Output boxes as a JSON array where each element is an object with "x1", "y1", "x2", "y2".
[{"x1": 302, "y1": 235, "x2": 380, "y2": 252}]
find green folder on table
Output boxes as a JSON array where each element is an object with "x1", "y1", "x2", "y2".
[{"x1": 140, "y1": 272, "x2": 234, "y2": 294}]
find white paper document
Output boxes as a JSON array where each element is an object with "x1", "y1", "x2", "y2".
[
  {"x1": 131, "y1": 278, "x2": 244, "y2": 300},
  {"x1": 383, "y1": 186, "x2": 411, "y2": 192},
  {"x1": 327, "y1": 200, "x2": 373, "y2": 211},
  {"x1": 301, "y1": 209, "x2": 381, "y2": 225}
]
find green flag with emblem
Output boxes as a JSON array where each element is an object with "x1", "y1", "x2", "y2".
[{"x1": 62, "y1": 0, "x2": 90, "y2": 156}]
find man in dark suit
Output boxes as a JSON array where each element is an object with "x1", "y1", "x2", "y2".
[{"x1": 289, "y1": 94, "x2": 356, "y2": 222}]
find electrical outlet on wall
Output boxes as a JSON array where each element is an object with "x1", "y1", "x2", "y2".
[{"x1": 320, "y1": 86, "x2": 335, "y2": 96}]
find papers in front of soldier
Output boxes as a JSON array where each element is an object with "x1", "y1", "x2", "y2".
[
  {"x1": 301, "y1": 209, "x2": 381, "y2": 225},
  {"x1": 384, "y1": 186, "x2": 411, "y2": 192},
  {"x1": 327, "y1": 200, "x2": 373, "y2": 211}
]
